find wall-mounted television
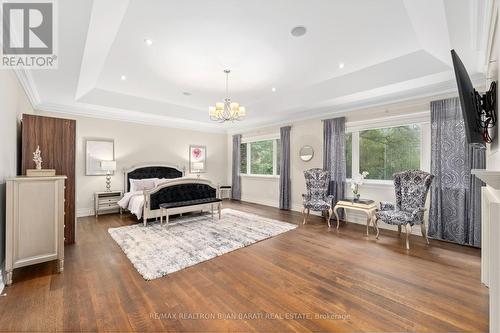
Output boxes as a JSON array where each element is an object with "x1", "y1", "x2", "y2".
[{"x1": 451, "y1": 49, "x2": 497, "y2": 146}]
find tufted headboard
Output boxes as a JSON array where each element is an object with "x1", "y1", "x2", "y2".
[{"x1": 124, "y1": 164, "x2": 184, "y2": 192}]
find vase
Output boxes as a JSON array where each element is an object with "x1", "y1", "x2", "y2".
[{"x1": 351, "y1": 183, "x2": 360, "y2": 202}]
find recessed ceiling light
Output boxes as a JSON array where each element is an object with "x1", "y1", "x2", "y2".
[
  {"x1": 271, "y1": 87, "x2": 276, "y2": 92},
  {"x1": 120, "y1": 75, "x2": 127, "y2": 81},
  {"x1": 183, "y1": 92, "x2": 192, "y2": 96},
  {"x1": 291, "y1": 26, "x2": 307, "y2": 37},
  {"x1": 144, "y1": 38, "x2": 153, "y2": 46},
  {"x1": 338, "y1": 62, "x2": 345, "y2": 69}
]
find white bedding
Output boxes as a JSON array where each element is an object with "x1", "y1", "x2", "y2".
[
  {"x1": 118, "y1": 178, "x2": 185, "y2": 219},
  {"x1": 118, "y1": 191, "x2": 145, "y2": 219}
]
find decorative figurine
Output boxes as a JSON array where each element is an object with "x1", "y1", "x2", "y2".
[{"x1": 33, "y1": 146, "x2": 42, "y2": 170}]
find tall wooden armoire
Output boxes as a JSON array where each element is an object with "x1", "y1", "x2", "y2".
[{"x1": 21, "y1": 114, "x2": 76, "y2": 244}]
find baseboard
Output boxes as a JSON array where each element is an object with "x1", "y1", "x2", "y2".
[
  {"x1": 240, "y1": 197, "x2": 279, "y2": 209},
  {"x1": 76, "y1": 207, "x2": 94, "y2": 218}
]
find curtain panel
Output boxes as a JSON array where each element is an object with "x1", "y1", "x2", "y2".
[
  {"x1": 279, "y1": 126, "x2": 291, "y2": 210},
  {"x1": 231, "y1": 134, "x2": 242, "y2": 200},
  {"x1": 428, "y1": 97, "x2": 485, "y2": 247},
  {"x1": 323, "y1": 117, "x2": 346, "y2": 217}
]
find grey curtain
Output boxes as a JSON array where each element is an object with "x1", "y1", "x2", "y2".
[
  {"x1": 323, "y1": 117, "x2": 346, "y2": 217},
  {"x1": 279, "y1": 126, "x2": 291, "y2": 210},
  {"x1": 231, "y1": 134, "x2": 242, "y2": 200},
  {"x1": 428, "y1": 98, "x2": 485, "y2": 247}
]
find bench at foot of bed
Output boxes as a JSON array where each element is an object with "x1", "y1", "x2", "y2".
[{"x1": 156, "y1": 198, "x2": 222, "y2": 227}]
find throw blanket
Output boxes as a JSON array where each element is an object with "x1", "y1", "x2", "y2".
[{"x1": 118, "y1": 191, "x2": 145, "y2": 219}]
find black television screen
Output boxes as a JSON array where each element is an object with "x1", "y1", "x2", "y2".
[{"x1": 451, "y1": 49, "x2": 484, "y2": 145}]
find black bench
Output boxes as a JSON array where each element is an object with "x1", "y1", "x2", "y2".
[{"x1": 159, "y1": 198, "x2": 222, "y2": 226}]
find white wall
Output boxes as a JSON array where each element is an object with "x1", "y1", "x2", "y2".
[
  {"x1": 228, "y1": 100, "x2": 434, "y2": 234},
  {"x1": 0, "y1": 70, "x2": 34, "y2": 292},
  {"x1": 38, "y1": 112, "x2": 228, "y2": 217}
]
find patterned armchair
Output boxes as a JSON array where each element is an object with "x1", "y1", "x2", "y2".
[
  {"x1": 302, "y1": 168, "x2": 334, "y2": 227},
  {"x1": 375, "y1": 170, "x2": 434, "y2": 249}
]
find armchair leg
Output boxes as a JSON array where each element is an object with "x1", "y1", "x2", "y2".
[
  {"x1": 398, "y1": 225, "x2": 401, "y2": 238},
  {"x1": 421, "y1": 223, "x2": 429, "y2": 245},
  {"x1": 302, "y1": 207, "x2": 308, "y2": 224},
  {"x1": 405, "y1": 224, "x2": 412, "y2": 250}
]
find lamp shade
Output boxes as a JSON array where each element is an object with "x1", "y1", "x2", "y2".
[{"x1": 100, "y1": 160, "x2": 117, "y2": 171}]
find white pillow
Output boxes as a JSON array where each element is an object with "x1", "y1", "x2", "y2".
[
  {"x1": 154, "y1": 178, "x2": 169, "y2": 187},
  {"x1": 129, "y1": 178, "x2": 157, "y2": 192}
]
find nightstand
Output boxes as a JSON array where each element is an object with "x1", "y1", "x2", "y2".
[{"x1": 94, "y1": 191, "x2": 123, "y2": 217}]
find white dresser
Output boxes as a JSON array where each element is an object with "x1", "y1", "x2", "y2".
[{"x1": 5, "y1": 176, "x2": 66, "y2": 285}]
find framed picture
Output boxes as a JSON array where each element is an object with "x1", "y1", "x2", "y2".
[
  {"x1": 189, "y1": 145, "x2": 206, "y2": 173},
  {"x1": 86, "y1": 139, "x2": 115, "y2": 176}
]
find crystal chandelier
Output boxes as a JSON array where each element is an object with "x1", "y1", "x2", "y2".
[{"x1": 209, "y1": 69, "x2": 245, "y2": 122}]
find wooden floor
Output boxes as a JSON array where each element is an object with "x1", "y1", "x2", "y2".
[{"x1": 0, "y1": 201, "x2": 488, "y2": 332}]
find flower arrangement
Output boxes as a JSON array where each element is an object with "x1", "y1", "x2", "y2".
[{"x1": 350, "y1": 171, "x2": 369, "y2": 201}]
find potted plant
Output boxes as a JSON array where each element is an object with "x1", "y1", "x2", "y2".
[{"x1": 350, "y1": 171, "x2": 369, "y2": 201}]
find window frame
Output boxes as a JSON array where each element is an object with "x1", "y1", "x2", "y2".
[
  {"x1": 345, "y1": 121, "x2": 427, "y2": 185},
  {"x1": 240, "y1": 135, "x2": 280, "y2": 178}
]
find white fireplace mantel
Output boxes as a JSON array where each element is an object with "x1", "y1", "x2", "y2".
[
  {"x1": 472, "y1": 169, "x2": 500, "y2": 190},
  {"x1": 472, "y1": 169, "x2": 500, "y2": 333}
]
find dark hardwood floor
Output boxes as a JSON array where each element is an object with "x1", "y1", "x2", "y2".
[{"x1": 0, "y1": 201, "x2": 488, "y2": 332}]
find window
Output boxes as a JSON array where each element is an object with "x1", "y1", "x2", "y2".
[
  {"x1": 250, "y1": 140, "x2": 273, "y2": 175},
  {"x1": 240, "y1": 138, "x2": 280, "y2": 176},
  {"x1": 346, "y1": 124, "x2": 422, "y2": 181}
]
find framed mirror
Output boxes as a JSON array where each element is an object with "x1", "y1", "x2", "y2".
[
  {"x1": 299, "y1": 145, "x2": 314, "y2": 162},
  {"x1": 86, "y1": 139, "x2": 115, "y2": 175}
]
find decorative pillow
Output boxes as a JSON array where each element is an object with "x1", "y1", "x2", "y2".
[
  {"x1": 129, "y1": 178, "x2": 157, "y2": 192},
  {"x1": 154, "y1": 178, "x2": 169, "y2": 187}
]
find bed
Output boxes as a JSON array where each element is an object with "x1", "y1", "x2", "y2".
[
  {"x1": 119, "y1": 164, "x2": 220, "y2": 225},
  {"x1": 119, "y1": 164, "x2": 185, "y2": 220}
]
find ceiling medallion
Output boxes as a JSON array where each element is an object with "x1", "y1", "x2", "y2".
[{"x1": 209, "y1": 69, "x2": 245, "y2": 122}]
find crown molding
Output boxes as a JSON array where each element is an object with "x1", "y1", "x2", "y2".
[
  {"x1": 226, "y1": 73, "x2": 485, "y2": 135},
  {"x1": 17, "y1": 64, "x2": 486, "y2": 137},
  {"x1": 13, "y1": 67, "x2": 40, "y2": 107},
  {"x1": 35, "y1": 102, "x2": 227, "y2": 134}
]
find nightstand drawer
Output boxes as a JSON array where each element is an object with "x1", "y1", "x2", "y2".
[
  {"x1": 99, "y1": 203, "x2": 119, "y2": 209},
  {"x1": 98, "y1": 197, "x2": 120, "y2": 204}
]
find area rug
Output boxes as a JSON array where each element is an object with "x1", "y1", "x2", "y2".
[{"x1": 108, "y1": 208, "x2": 297, "y2": 280}]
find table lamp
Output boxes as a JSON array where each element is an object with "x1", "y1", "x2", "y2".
[
  {"x1": 192, "y1": 162, "x2": 204, "y2": 178},
  {"x1": 100, "y1": 160, "x2": 117, "y2": 191}
]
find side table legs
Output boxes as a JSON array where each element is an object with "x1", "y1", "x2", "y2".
[{"x1": 334, "y1": 206, "x2": 340, "y2": 229}]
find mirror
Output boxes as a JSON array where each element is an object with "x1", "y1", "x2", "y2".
[
  {"x1": 299, "y1": 145, "x2": 314, "y2": 162},
  {"x1": 86, "y1": 139, "x2": 115, "y2": 176}
]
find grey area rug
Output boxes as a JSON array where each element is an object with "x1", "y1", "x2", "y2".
[{"x1": 108, "y1": 208, "x2": 297, "y2": 280}]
